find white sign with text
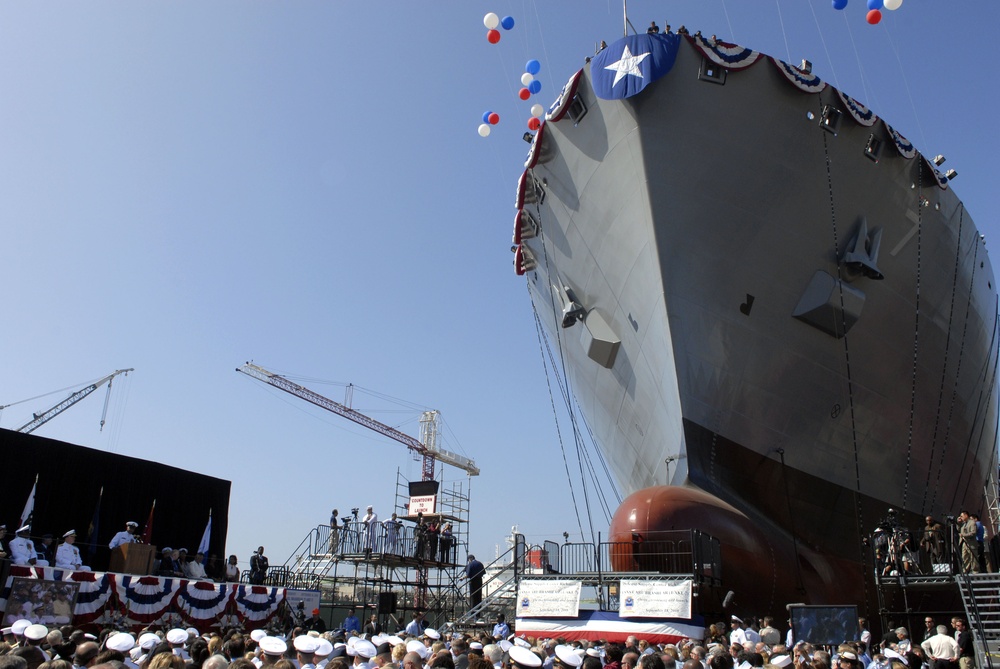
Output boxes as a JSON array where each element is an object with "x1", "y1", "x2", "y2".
[{"x1": 618, "y1": 580, "x2": 692, "y2": 618}]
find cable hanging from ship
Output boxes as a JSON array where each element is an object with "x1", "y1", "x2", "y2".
[
  {"x1": 821, "y1": 123, "x2": 871, "y2": 615},
  {"x1": 920, "y1": 205, "x2": 967, "y2": 515},
  {"x1": 901, "y1": 158, "x2": 924, "y2": 512}
]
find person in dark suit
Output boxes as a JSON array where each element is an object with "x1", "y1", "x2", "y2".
[
  {"x1": 463, "y1": 554, "x2": 486, "y2": 610},
  {"x1": 952, "y1": 617, "x2": 974, "y2": 669},
  {"x1": 250, "y1": 546, "x2": 269, "y2": 584}
]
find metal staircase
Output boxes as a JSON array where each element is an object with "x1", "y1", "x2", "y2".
[{"x1": 956, "y1": 573, "x2": 1000, "y2": 669}]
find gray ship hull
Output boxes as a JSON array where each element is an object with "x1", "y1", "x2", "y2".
[{"x1": 517, "y1": 32, "x2": 998, "y2": 608}]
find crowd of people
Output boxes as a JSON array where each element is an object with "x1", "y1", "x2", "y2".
[
  {"x1": 870, "y1": 510, "x2": 992, "y2": 577},
  {"x1": 325, "y1": 509, "x2": 457, "y2": 565},
  {"x1": 0, "y1": 610, "x2": 981, "y2": 669}
]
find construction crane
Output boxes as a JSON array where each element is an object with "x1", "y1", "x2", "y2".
[
  {"x1": 236, "y1": 362, "x2": 479, "y2": 480},
  {"x1": 6, "y1": 368, "x2": 135, "y2": 434}
]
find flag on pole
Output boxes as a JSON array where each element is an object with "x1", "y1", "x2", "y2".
[
  {"x1": 20, "y1": 474, "x2": 38, "y2": 528},
  {"x1": 198, "y1": 509, "x2": 212, "y2": 555},
  {"x1": 142, "y1": 499, "x2": 156, "y2": 544},
  {"x1": 87, "y1": 487, "x2": 104, "y2": 558}
]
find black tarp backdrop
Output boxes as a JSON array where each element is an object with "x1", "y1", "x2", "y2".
[{"x1": 0, "y1": 428, "x2": 231, "y2": 573}]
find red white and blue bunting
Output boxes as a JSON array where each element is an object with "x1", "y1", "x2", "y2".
[
  {"x1": 688, "y1": 34, "x2": 761, "y2": 71},
  {"x1": 770, "y1": 58, "x2": 827, "y2": 93},
  {"x1": 234, "y1": 585, "x2": 286, "y2": 624},
  {"x1": 546, "y1": 69, "x2": 583, "y2": 123},
  {"x1": 884, "y1": 122, "x2": 916, "y2": 159},
  {"x1": 0, "y1": 569, "x2": 285, "y2": 632},
  {"x1": 837, "y1": 90, "x2": 877, "y2": 127}
]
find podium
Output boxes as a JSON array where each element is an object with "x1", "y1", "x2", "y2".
[{"x1": 110, "y1": 543, "x2": 155, "y2": 575}]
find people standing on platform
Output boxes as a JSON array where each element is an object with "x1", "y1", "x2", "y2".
[
  {"x1": 250, "y1": 546, "x2": 269, "y2": 584},
  {"x1": 920, "y1": 517, "x2": 945, "y2": 566},
  {"x1": 330, "y1": 510, "x2": 340, "y2": 555},
  {"x1": 185, "y1": 552, "x2": 208, "y2": 579},
  {"x1": 729, "y1": 617, "x2": 747, "y2": 647},
  {"x1": 0, "y1": 525, "x2": 7, "y2": 560},
  {"x1": 10, "y1": 526, "x2": 45, "y2": 566},
  {"x1": 972, "y1": 513, "x2": 987, "y2": 572},
  {"x1": 414, "y1": 514, "x2": 427, "y2": 561},
  {"x1": 426, "y1": 519, "x2": 440, "y2": 562},
  {"x1": 463, "y1": 554, "x2": 485, "y2": 610},
  {"x1": 225, "y1": 555, "x2": 241, "y2": 582},
  {"x1": 958, "y1": 512, "x2": 979, "y2": 574},
  {"x1": 439, "y1": 523, "x2": 453, "y2": 564},
  {"x1": 36, "y1": 535, "x2": 55, "y2": 566},
  {"x1": 55, "y1": 530, "x2": 90, "y2": 571},
  {"x1": 383, "y1": 514, "x2": 402, "y2": 556},
  {"x1": 109, "y1": 521, "x2": 140, "y2": 550},
  {"x1": 343, "y1": 608, "x2": 361, "y2": 635},
  {"x1": 362, "y1": 507, "x2": 379, "y2": 557}
]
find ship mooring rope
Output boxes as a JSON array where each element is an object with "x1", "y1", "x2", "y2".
[
  {"x1": 901, "y1": 164, "x2": 924, "y2": 511},
  {"x1": 920, "y1": 206, "x2": 966, "y2": 514},
  {"x1": 821, "y1": 126, "x2": 872, "y2": 617}
]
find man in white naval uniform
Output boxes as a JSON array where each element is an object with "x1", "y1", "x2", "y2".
[
  {"x1": 55, "y1": 530, "x2": 90, "y2": 571},
  {"x1": 362, "y1": 506, "x2": 379, "y2": 556},
  {"x1": 10, "y1": 526, "x2": 47, "y2": 566},
  {"x1": 109, "y1": 521, "x2": 140, "y2": 550}
]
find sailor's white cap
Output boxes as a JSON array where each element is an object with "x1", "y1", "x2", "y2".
[
  {"x1": 425, "y1": 628, "x2": 441, "y2": 640},
  {"x1": 24, "y1": 625, "x2": 48, "y2": 641},
  {"x1": 498, "y1": 640, "x2": 513, "y2": 652},
  {"x1": 294, "y1": 636, "x2": 320, "y2": 653},
  {"x1": 166, "y1": 628, "x2": 188, "y2": 644},
  {"x1": 839, "y1": 653, "x2": 858, "y2": 663},
  {"x1": 514, "y1": 638, "x2": 531, "y2": 649},
  {"x1": 139, "y1": 633, "x2": 160, "y2": 650},
  {"x1": 554, "y1": 646, "x2": 583, "y2": 668},
  {"x1": 16, "y1": 525, "x2": 30, "y2": 534},
  {"x1": 371, "y1": 634, "x2": 386, "y2": 646},
  {"x1": 770, "y1": 656, "x2": 792, "y2": 668},
  {"x1": 186, "y1": 628, "x2": 198, "y2": 638},
  {"x1": 250, "y1": 629, "x2": 268, "y2": 642},
  {"x1": 11, "y1": 620, "x2": 32, "y2": 636},
  {"x1": 407, "y1": 640, "x2": 430, "y2": 659},
  {"x1": 0, "y1": 627, "x2": 11, "y2": 635},
  {"x1": 316, "y1": 639, "x2": 334, "y2": 657},
  {"x1": 731, "y1": 615, "x2": 743, "y2": 624},
  {"x1": 585, "y1": 649, "x2": 602, "y2": 658},
  {"x1": 354, "y1": 640, "x2": 378, "y2": 659},
  {"x1": 107, "y1": 633, "x2": 136, "y2": 653},
  {"x1": 126, "y1": 521, "x2": 139, "y2": 527},
  {"x1": 509, "y1": 646, "x2": 542, "y2": 668},
  {"x1": 387, "y1": 636, "x2": 403, "y2": 646},
  {"x1": 63, "y1": 530, "x2": 76, "y2": 538},
  {"x1": 260, "y1": 637, "x2": 288, "y2": 655},
  {"x1": 470, "y1": 643, "x2": 484, "y2": 651},
  {"x1": 884, "y1": 650, "x2": 904, "y2": 661}
]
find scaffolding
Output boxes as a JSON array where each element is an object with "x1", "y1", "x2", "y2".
[{"x1": 276, "y1": 470, "x2": 472, "y2": 631}]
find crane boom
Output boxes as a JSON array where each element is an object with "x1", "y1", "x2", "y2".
[
  {"x1": 236, "y1": 362, "x2": 480, "y2": 479},
  {"x1": 15, "y1": 368, "x2": 135, "y2": 434}
]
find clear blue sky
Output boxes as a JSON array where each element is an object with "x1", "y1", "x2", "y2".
[{"x1": 1, "y1": 1, "x2": 997, "y2": 571}]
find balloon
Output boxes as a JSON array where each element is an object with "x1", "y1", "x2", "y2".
[
  {"x1": 832, "y1": 0, "x2": 847, "y2": 8},
  {"x1": 482, "y1": 111, "x2": 492, "y2": 124},
  {"x1": 487, "y1": 29, "x2": 501, "y2": 44},
  {"x1": 488, "y1": 112, "x2": 500, "y2": 125},
  {"x1": 525, "y1": 59, "x2": 541, "y2": 75},
  {"x1": 528, "y1": 80, "x2": 541, "y2": 94},
  {"x1": 884, "y1": 0, "x2": 901, "y2": 8},
  {"x1": 519, "y1": 88, "x2": 531, "y2": 100},
  {"x1": 520, "y1": 73, "x2": 534, "y2": 86},
  {"x1": 478, "y1": 123, "x2": 491, "y2": 137},
  {"x1": 866, "y1": 8, "x2": 882, "y2": 23},
  {"x1": 867, "y1": 0, "x2": 882, "y2": 9},
  {"x1": 528, "y1": 117, "x2": 541, "y2": 131},
  {"x1": 530, "y1": 104, "x2": 544, "y2": 118},
  {"x1": 501, "y1": 16, "x2": 515, "y2": 30},
  {"x1": 483, "y1": 13, "x2": 499, "y2": 29}
]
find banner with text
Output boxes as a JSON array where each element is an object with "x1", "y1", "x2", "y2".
[
  {"x1": 408, "y1": 495, "x2": 436, "y2": 515},
  {"x1": 516, "y1": 580, "x2": 582, "y2": 618},
  {"x1": 618, "y1": 580, "x2": 692, "y2": 619}
]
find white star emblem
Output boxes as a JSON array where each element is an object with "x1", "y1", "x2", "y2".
[{"x1": 604, "y1": 44, "x2": 650, "y2": 87}]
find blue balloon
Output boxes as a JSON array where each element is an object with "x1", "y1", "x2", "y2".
[
  {"x1": 482, "y1": 111, "x2": 492, "y2": 124},
  {"x1": 528, "y1": 80, "x2": 541, "y2": 94},
  {"x1": 501, "y1": 16, "x2": 515, "y2": 30},
  {"x1": 525, "y1": 59, "x2": 541, "y2": 75},
  {"x1": 867, "y1": 0, "x2": 882, "y2": 8},
  {"x1": 832, "y1": 0, "x2": 847, "y2": 8}
]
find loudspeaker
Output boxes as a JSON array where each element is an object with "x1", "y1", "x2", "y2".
[{"x1": 378, "y1": 592, "x2": 397, "y2": 614}]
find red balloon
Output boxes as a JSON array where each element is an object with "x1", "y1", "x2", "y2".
[
  {"x1": 527, "y1": 117, "x2": 541, "y2": 131},
  {"x1": 866, "y1": 9, "x2": 882, "y2": 23},
  {"x1": 487, "y1": 29, "x2": 501, "y2": 44},
  {"x1": 488, "y1": 113, "x2": 500, "y2": 125},
  {"x1": 518, "y1": 87, "x2": 530, "y2": 100}
]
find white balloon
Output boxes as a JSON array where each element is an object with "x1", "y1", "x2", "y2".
[
  {"x1": 530, "y1": 104, "x2": 544, "y2": 118},
  {"x1": 483, "y1": 13, "x2": 500, "y2": 29},
  {"x1": 478, "y1": 123, "x2": 491, "y2": 137},
  {"x1": 520, "y1": 73, "x2": 534, "y2": 86},
  {"x1": 883, "y1": 0, "x2": 902, "y2": 8}
]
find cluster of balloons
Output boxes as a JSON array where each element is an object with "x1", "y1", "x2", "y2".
[
  {"x1": 518, "y1": 60, "x2": 542, "y2": 102},
  {"x1": 484, "y1": 12, "x2": 515, "y2": 44},
  {"x1": 479, "y1": 111, "x2": 501, "y2": 137},
  {"x1": 832, "y1": 0, "x2": 903, "y2": 24}
]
